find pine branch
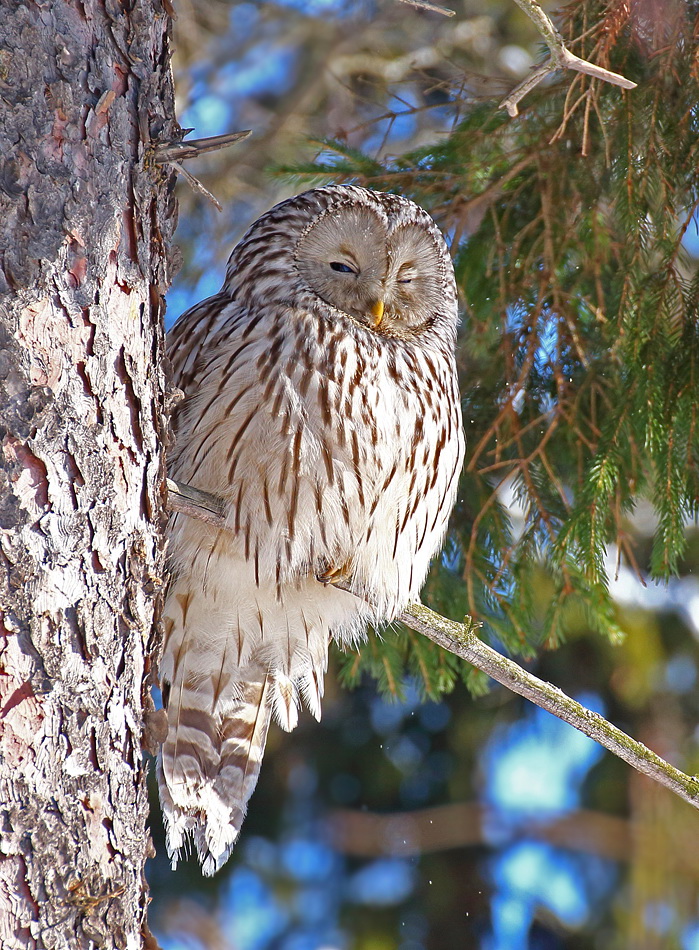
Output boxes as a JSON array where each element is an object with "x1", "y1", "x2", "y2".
[
  {"x1": 500, "y1": 0, "x2": 637, "y2": 117},
  {"x1": 165, "y1": 477, "x2": 699, "y2": 813}
]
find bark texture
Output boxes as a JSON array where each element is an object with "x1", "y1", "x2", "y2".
[{"x1": 0, "y1": 1, "x2": 178, "y2": 946}]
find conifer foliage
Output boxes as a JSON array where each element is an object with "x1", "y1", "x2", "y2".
[{"x1": 286, "y1": 0, "x2": 699, "y2": 692}]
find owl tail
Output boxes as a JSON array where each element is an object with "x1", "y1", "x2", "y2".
[{"x1": 158, "y1": 673, "x2": 273, "y2": 876}]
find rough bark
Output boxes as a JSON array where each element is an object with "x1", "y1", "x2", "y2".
[{"x1": 0, "y1": 1, "x2": 177, "y2": 947}]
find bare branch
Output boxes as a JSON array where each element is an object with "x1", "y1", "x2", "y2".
[
  {"x1": 153, "y1": 130, "x2": 252, "y2": 163},
  {"x1": 328, "y1": 802, "x2": 635, "y2": 862},
  {"x1": 166, "y1": 477, "x2": 227, "y2": 526},
  {"x1": 152, "y1": 130, "x2": 252, "y2": 211},
  {"x1": 400, "y1": 602, "x2": 699, "y2": 810},
  {"x1": 395, "y1": 0, "x2": 456, "y2": 16},
  {"x1": 500, "y1": 0, "x2": 636, "y2": 117},
  {"x1": 164, "y1": 477, "x2": 699, "y2": 813}
]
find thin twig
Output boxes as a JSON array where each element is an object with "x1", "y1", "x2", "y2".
[
  {"x1": 164, "y1": 477, "x2": 699, "y2": 813},
  {"x1": 499, "y1": 0, "x2": 636, "y2": 117},
  {"x1": 169, "y1": 162, "x2": 223, "y2": 212},
  {"x1": 395, "y1": 0, "x2": 455, "y2": 16}
]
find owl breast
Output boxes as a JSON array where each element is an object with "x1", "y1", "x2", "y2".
[{"x1": 169, "y1": 301, "x2": 463, "y2": 634}]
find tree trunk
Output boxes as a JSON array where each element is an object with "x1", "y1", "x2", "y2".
[{"x1": 0, "y1": 1, "x2": 177, "y2": 946}]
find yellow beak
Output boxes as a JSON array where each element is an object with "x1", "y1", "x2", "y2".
[{"x1": 370, "y1": 299, "x2": 385, "y2": 327}]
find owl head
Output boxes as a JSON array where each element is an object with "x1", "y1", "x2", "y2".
[{"x1": 224, "y1": 185, "x2": 457, "y2": 340}]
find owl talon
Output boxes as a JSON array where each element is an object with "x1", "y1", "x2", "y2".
[{"x1": 316, "y1": 564, "x2": 350, "y2": 586}]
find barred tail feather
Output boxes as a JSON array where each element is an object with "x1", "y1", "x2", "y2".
[
  {"x1": 157, "y1": 567, "x2": 341, "y2": 873},
  {"x1": 158, "y1": 674, "x2": 272, "y2": 876}
]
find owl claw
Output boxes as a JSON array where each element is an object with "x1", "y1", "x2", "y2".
[{"x1": 316, "y1": 563, "x2": 350, "y2": 586}]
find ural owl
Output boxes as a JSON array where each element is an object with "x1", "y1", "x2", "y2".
[{"x1": 159, "y1": 185, "x2": 464, "y2": 875}]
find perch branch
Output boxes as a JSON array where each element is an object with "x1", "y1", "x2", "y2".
[
  {"x1": 166, "y1": 478, "x2": 227, "y2": 527},
  {"x1": 165, "y1": 476, "x2": 699, "y2": 812},
  {"x1": 500, "y1": 0, "x2": 636, "y2": 117}
]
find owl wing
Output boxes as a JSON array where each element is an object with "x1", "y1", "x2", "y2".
[
  {"x1": 160, "y1": 297, "x2": 376, "y2": 873},
  {"x1": 168, "y1": 291, "x2": 246, "y2": 394}
]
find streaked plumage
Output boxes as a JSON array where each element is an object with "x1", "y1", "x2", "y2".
[{"x1": 159, "y1": 185, "x2": 464, "y2": 875}]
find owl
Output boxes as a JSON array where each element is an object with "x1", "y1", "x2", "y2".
[{"x1": 159, "y1": 185, "x2": 465, "y2": 875}]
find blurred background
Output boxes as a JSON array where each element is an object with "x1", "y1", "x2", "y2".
[{"x1": 150, "y1": 1, "x2": 699, "y2": 947}]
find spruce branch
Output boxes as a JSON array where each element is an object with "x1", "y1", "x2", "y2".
[
  {"x1": 500, "y1": 0, "x2": 636, "y2": 117},
  {"x1": 165, "y1": 476, "x2": 699, "y2": 813}
]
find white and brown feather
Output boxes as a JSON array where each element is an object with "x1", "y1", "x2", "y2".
[{"x1": 159, "y1": 185, "x2": 464, "y2": 875}]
